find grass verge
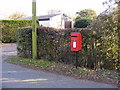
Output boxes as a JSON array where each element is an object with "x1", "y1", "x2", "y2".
[{"x1": 6, "y1": 57, "x2": 119, "y2": 87}]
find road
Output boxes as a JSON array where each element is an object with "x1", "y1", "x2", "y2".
[{"x1": 1, "y1": 44, "x2": 118, "y2": 88}]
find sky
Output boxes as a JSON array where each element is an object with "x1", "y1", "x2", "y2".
[{"x1": 0, "y1": 0, "x2": 108, "y2": 19}]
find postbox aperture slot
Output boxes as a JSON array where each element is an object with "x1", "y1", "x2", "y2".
[{"x1": 71, "y1": 36, "x2": 77, "y2": 37}]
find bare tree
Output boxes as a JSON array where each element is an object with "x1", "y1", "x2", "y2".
[{"x1": 8, "y1": 12, "x2": 26, "y2": 19}]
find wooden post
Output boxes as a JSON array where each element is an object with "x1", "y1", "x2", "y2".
[
  {"x1": 75, "y1": 51, "x2": 78, "y2": 68},
  {"x1": 32, "y1": 0, "x2": 37, "y2": 59}
]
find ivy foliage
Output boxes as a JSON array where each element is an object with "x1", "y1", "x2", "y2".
[{"x1": 90, "y1": 6, "x2": 119, "y2": 70}]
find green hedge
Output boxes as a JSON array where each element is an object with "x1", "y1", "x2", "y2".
[
  {"x1": 17, "y1": 27, "x2": 32, "y2": 58},
  {"x1": 1, "y1": 20, "x2": 32, "y2": 43},
  {"x1": 17, "y1": 27, "x2": 119, "y2": 70}
]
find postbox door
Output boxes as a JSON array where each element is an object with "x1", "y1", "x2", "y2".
[
  {"x1": 70, "y1": 32, "x2": 82, "y2": 51},
  {"x1": 71, "y1": 38, "x2": 78, "y2": 51}
]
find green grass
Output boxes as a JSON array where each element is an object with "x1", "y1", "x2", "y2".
[{"x1": 7, "y1": 57, "x2": 119, "y2": 86}]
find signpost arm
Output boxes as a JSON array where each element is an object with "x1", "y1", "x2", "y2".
[{"x1": 32, "y1": 0, "x2": 37, "y2": 59}]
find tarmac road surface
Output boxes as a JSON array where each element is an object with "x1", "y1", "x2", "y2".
[{"x1": 1, "y1": 44, "x2": 118, "y2": 88}]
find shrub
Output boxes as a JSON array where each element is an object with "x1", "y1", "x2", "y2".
[
  {"x1": 16, "y1": 27, "x2": 107, "y2": 70},
  {"x1": 17, "y1": 27, "x2": 32, "y2": 58},
  {"x1": 1, "y1": 20, "x2": 32, "y2": 43},
  {"x1": 17, "y1": 24, "x2": 118, "y2": 70},
  {"x1": 90, "y1": 7, "x2": 119, "y2": 70},
  {"x1": 74, "y1": 18, "x2": 92, "y2": 28}
]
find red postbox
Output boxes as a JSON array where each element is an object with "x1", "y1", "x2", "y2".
[{"x1": 70, "y1": 32, "x2": 82, "y2": 51}]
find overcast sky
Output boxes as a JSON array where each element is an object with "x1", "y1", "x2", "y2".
[{"x1": 0, "y1": 0, "x2": 107, "y2": 19}]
